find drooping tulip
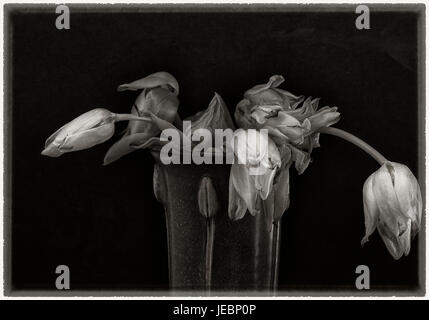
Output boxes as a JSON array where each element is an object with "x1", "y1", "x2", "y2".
[
  {"x1": 361, "y1": 161, "x2": 422, "y2": 260},
  {"x1": 41, "y1": 108, "x2": 149, "y2": 158},
  {"x1": 103, "y1": 72, "x2": 179, "y2": 165}
]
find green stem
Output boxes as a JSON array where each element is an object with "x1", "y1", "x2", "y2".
[{"x1": 318, "y1": 127, "x2": 388, "y2": 166}]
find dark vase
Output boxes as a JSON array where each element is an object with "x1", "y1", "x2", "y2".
[{"x1": 153, "y1": 161, "x2": 281, "y2": 292}]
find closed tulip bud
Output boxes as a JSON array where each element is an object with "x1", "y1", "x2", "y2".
[
  {"x1": 362, "y1": 161, "x2": 422, "y2": 260},
  {"x1": 198, "y1": 176, "x2": 219, "y2": 219},
  {"x1": 42, "y1": 108, "x2": 149, "y2": 157}
]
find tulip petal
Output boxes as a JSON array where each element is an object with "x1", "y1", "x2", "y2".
[
  {"x1": 389, "y1": 162, "x2": 422, "y2": 237},
  {"x1": 262, "y1": 190, "x2": 275, "y2": 232},
  {"x1": 289, "y1": 145, "x2": 311, "y2": 174},
  {"x1": 273, "y1": 88, "x2": 305, "y2": 110},
  {"x1": 371, "y1": 163, "x2": 414, "y2": 259},
  {"x1": 231, "y1": 164, "x2": 259, "y2": 215},
  {"x1": 265, "y1": 111, "x2": 305, "y2": 144},
  {"x1": 103, "y1": 132, "x2": 154, "y2": 165},
  {"x1": 308, "y1": 106, "x2": 341, "y2": 132},
  {"x1": 361, "y1": 174, "x2": 380, "y2": 246},
  {"x1": 234, "y1": 99, "x2": 254, "y2": 129},
  {"x1": 186, "y1": 93, "x2": 235, "y2": 134},
  {"x1": 254, "y1": 167, "x2": 277, "y2": 200},
  {"x1": 44, "y1": 125, "x2": 67, "y2": 149},
  {"x1": 372, "y1": 163, "x2": 406, "y2": 232},
  {"x1": 273, "y1": 166, "x2": 291, "y2": 222},
  {"x1": 60, "y1": 123, "x2": 115, "y2": 153},
  {"x1": 228, "y1": 170, "x2": 248, "y2": 221},
  {"x1": 377, "y1": 222, "x2": 409, "y2": 260},
  {"x1": 142, "y1": 88, "x2": 179, "y2": 123},
  {"x1": 117, "y1": 71, "x2": 179, "y2": 96},
  {"x1": 244, "y1": 75, "x2": 285, "y2": 97}
]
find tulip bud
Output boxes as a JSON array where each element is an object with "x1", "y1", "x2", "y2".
[
  {"x1": 198, "y1": 176, "x2": 219, "y2": 219},
  {"x1": 41, "y1": 108, "x2": 148, "y2": 158},
  {"x1": 361, "y1": 161, "x2": 422, "y2": 260}
]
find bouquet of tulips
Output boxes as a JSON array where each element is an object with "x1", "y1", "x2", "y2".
[{"x1": 42, "y1": 71, "x2": 422, "y2": 260}]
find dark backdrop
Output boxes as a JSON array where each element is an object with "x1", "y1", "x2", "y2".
[{"x1": 6, "y1": 5, "x2": 423, "y2": 292}]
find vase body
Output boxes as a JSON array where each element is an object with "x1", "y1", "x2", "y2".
[{"x1": 155, "y1": 162, "x2": 280, "y2": 291}]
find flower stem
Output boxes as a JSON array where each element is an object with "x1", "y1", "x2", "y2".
[
  {"x1": 318, "y1": 127, "x2": 388, "y2": 166},
  {"x1": 114, "y1": 114, "x2": 151, "y2": 122},
  {"x1": 205, "y1": 218, "x2": 215, "y2": 293},
  {"x1": 271, "y1": 221, "x2": 281, "y2": 293}
]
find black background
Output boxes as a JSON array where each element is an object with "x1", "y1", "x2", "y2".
[{"x1": 6, "y1": 5, "x2": 423, "y2": 292}]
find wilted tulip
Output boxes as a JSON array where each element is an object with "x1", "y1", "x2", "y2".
[
  {"x1": 103, "y1": 72, "x2": 180, "y2": 165},
  {"x1": 235, "y1": 75, "x2": 340, "y2": 150},
  {"x1": 228, "y1": 129, "x2": 281, "y2": 220},
  {"x1": 42, "y1": 108, "x2": 149, "y2": 158},
  {"x1": 361, "y1": 161, "x2": 422, "y2": 260}
]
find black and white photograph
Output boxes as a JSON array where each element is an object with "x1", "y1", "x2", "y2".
[{"x1": 0, "y1": 0, "x2": 427, "y2": 306}]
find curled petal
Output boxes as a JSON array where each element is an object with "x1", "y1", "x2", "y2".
[
  {"x1": 244, "y1": 75, "x2": 285, "y2": 97},
  {"x1": 272, "y1": 88, "x2": 305, "y2": 109},
  {"x1": 117, "y1": 71, "x2": 179, "y2": 96},
  {"x1": 287, "y1": 97, "x2": 314, "y2": 121}
]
